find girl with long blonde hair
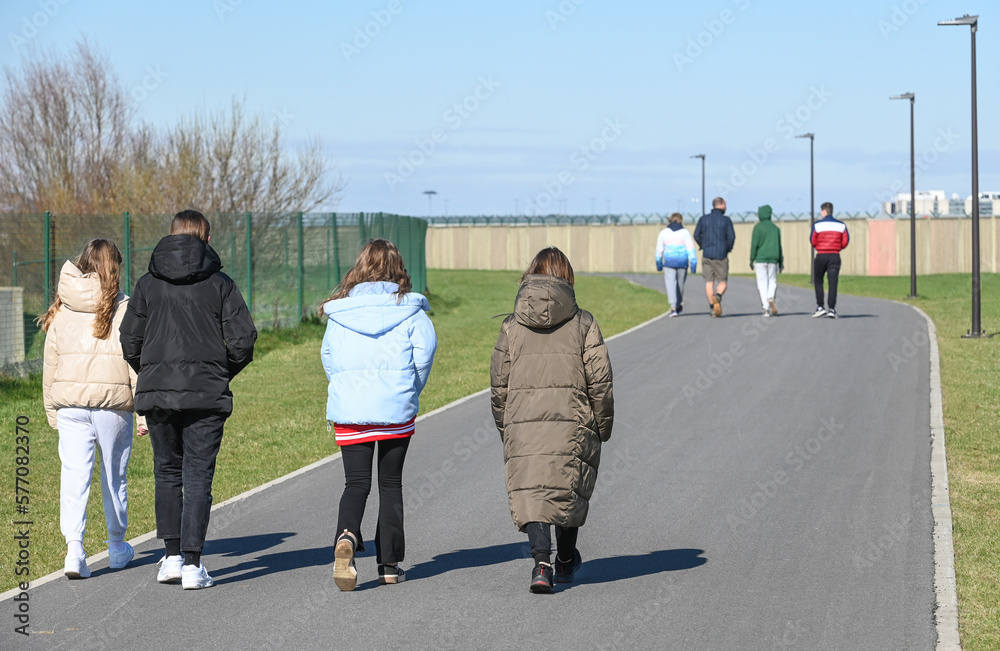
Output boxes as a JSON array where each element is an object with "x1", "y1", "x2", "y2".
[{"x1": 41, "y1": 238, "x2": 144, "y2": 579}]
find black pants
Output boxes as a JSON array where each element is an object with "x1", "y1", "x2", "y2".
[
  {"x1": 337, "y1": 437, "x2": 411, "y2": 564},
  {"x1": 814, "y1": 253, "x2": 842, "y2": 310},
  {"x1": 147, "y1": 410, "x2": 226, "y2": 553},
  {"x1": 526, "y1": 522, "x2": 579, "y2": 564}
]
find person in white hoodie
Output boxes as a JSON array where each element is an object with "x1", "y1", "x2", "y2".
[
  {"x1": 39, "y1": 238, "x2": 145, "y2": 579},
  {"x1": 319, "y1": 238, "x2": 437, "y2": 591},
  {"x1": 655, "y1": 213, "x2": 698, "y2": 317}
]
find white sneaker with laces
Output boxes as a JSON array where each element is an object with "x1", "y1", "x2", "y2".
[
  {"x1": 109, "y1": 541, "x2": 135, "y2": 569},
  {"x1": 181, "y1": 563, "x2": 215, "y2": 590},
  {"x1": 64, "y1": 553, "x2": 91, "y2": 579},
  {"x1": 157, "y1": 555, "x2": 184, "y2": 583},
  {"x1": 812, "y1": 306, "x2": 827, "y2": 318}
]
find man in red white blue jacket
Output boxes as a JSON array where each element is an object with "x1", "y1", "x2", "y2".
[{"x1": 809, "y1": 202, "x2": 849, "y2": 319}]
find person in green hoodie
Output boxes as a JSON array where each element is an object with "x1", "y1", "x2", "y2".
[{"x1": 749, "y1": 205, "x2": 784, "y2": 317}]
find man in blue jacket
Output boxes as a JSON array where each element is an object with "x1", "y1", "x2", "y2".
[{"x1": 693, "y1": 197, "x2": 736, "y2": 317}]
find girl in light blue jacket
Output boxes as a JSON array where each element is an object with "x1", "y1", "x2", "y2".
[{"x1": 319, "y1": 239, "x2": 437, "y2": 592}]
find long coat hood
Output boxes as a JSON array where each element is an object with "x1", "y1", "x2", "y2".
[{"x1": 513, "y1": 274, "x2": 578, "y2": 329}]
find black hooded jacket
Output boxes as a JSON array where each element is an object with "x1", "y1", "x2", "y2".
[{"x1": 120, "y1": 235, "x2": 257, "y2": 415}]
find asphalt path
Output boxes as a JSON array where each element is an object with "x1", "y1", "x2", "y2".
[{"x1": 5, "y1": 275, "x2": 936, "y2": 650}]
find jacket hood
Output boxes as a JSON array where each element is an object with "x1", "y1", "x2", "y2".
[
  {"x1": 758, "y1": 205, "x2": 773, "y2": 222},
  {"x1": 323, "y1": 281, "x2": 429, "y2": 336},
  {"x1": 668, "y1": 222, "x2": 684, "y2": 231},
  {"x1": 148, "y1": 235, "x2": 222, "y2": 285},
  {"x1": 57, "y1": 260, "x2": 102, "y2": 313},
  {"x1": 513, "y1": 274, "x2": 578, "y2": 329}
]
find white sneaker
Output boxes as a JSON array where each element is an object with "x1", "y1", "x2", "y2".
[
  {"x1": 181, "y1": 563, "x2": 214, "y2": 590},
  {"x1": 64, "y1": 553, "x2": 91, "y2": 579},
  {"x1": 157, "y1": 555, "x2": 184, "y2": 583},
  {"x1": 812, "y1": 306, "x2": 827, "y2": 318},
  {"x1": 108, "y1": 541, "x2": 135, "y2": 570}
]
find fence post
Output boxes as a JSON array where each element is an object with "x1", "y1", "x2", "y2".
[
  {"x1": 12, "y1": 250, "x2": 17, "y2": 286},
  {"x1": 123, "y1": 212, "x2": 131, "y2": 292},
  {"x1": 245, "y1": 212, "x2": 253, "y2": 317},
  {"x1": 297, "y1": 211, "x2": 304, "y2": 322},
  {"x1": 332, "y1": 213, "x2": 341, "y2": 286},
  {"x1": 44, "y1": 211, "x2": 51, "y2": 304},
  {"x1": 358, "y1": 212, "x2": 366, "y2": 244}
]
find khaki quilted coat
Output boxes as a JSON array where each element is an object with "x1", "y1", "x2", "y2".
[{"x1": 490, "y1": 274, "x2": 614, "y2": 531}]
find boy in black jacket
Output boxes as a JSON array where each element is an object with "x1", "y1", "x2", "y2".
[{"x1": 121, "y1": 210, "x2": 257, "y2": 589}]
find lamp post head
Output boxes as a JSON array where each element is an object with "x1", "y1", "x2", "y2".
[
  {"x1": 939, "y1": 14, "x2": 978, "y2": 32},
  {"x1": 890, "y1": 92, "x2": 915, "y2": 102},
  {"x1": 795, "y1": 133, "x2": 814, "y2": 140},
  {"x1": 690, "y1": 154, "x2": 705, "y2": 160}
]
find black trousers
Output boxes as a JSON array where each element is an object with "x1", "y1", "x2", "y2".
[
  {"x1": 337, "y1": 437, "x2": 411, "y2": 564},
  {"x1": 814, "y1": 253, "x2": 842, "y2": 310},
  {"x1": 147, "y1": 410, "x2": 226, "y2": 553},
  {"x1": 526, "y1": 522, "x2": 579, "y2": 564}
]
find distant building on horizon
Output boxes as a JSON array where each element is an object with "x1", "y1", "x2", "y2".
[{"x1": 882, "y1": 191, "x2": 997, "y2": 218}]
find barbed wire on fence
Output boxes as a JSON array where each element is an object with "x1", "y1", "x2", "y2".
[{"x1": 423, "y1": 211, "x2": 893, "y2": 226}]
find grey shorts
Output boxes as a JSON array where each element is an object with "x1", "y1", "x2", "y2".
[{"x1": 702, "y1": 257, "x2": 729, "y2": 284}]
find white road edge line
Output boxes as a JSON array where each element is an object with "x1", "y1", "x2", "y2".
[
  {"x1": 905, "y1": 304, "x2": 961, "y2": 650},
  {"x1": 2, "y1": 306, "x2": 671, "y2": 602}
]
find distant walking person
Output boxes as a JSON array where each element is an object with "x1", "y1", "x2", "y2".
[
  {"x1": 40, "y1": 239, "x2": 144, "y2": 579},
  {"x1": 693, "y1": 197, "x2": 736, "y2": 317},
  {"x1": 655, "y1": 212, "x2": 698, "y2": 317},
  {"x1": 810, "y1": 202, "x2": 850, "y2": 319},
  {"x1": 321, "y1": 239, "x2": 437, "y2": 592},
  {"x1": 749, "y1": 205, "x2": 784, "y2": 317},
  {"x1": 121, "y1": 210, "x2": 257, "y2": 590},
  {"x1": 491, "y1": 247, "x2": 614, "y2": 593}
]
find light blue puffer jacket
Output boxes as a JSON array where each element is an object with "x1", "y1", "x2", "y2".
[{"x1": 321, "y1": 282, "x2": 437, "y2": 425}]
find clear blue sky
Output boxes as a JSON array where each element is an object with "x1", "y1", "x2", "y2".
[{"x1": 2, "y1": 0, "x2": 997, "y2": 216}]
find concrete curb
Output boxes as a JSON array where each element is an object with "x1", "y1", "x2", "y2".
[{"x1": 906, "y1": 304, "x2": 961, "y2": 650}]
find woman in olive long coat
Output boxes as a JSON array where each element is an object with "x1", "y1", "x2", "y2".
[{"x1": 490, "y1": 247, "x2": 614, "y2": 593}]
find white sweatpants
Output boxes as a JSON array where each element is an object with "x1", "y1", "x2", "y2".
[
  {"x1": 755, "y1": 263, "x2": 779, "y2": 310},
  {"x1": 57, "y1": 408, "x2": 133, "y2": 545}
]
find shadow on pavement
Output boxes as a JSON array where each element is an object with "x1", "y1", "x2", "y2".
[
  {"x1": 564, "y1": 548, "x2": 708, "y2": 589},
  {"x1": 405, "y1": 544, "x2": 707, "y2": 587},
  {"x1": 206, "y1": 532, "x2": 296, "y2": 557},
  {"x1": 407, "y1": 541, "x2": 530, "y2": 580},
  {"x1": 210, "y1": 545, "x2": 332, "y2": 583}
]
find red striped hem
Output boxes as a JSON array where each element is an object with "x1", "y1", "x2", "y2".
[{"x1": 334, "y1": 418, "x2": 415, "y2": 446}]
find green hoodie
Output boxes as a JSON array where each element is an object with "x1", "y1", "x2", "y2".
[{"x1": 750, "y1": 205, "x2": 784, "y2": 266}]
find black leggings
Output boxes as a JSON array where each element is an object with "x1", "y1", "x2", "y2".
[
  {"x1": 814, "y1": 253, "x2": 842, "y2": 310},
  {"x1": 336, "y1": 437, "x2": 410, "y2": 564},
  {"x1": 526, "y1": 522, "x2": 579, "y2": 564}
]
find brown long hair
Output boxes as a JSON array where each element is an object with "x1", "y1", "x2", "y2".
[
  {"x1": 37, "y1": 238, "x2": 123, "y2": 339},
  {"x1": 522, "y1": 246, "x2": 574, "y2": 286},
  {"x1": 318, "y1": 239, "x2": 412, "y2": 315}
]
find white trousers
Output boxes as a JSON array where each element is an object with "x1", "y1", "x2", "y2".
[
  {"x1": 57, "y1": 408, "x2": 133, "y2": 544},
  {"x1": 755, "y1": 263, "x2": 779, "y2": 309}
]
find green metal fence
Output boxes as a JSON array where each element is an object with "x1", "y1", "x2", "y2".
[{"x1": 0, "y1": 212, "x2": 427, "y2": 371}]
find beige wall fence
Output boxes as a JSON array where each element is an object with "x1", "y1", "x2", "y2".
[{"x1": 427, "y1": 217, "x2": 1000, "y2": 276}]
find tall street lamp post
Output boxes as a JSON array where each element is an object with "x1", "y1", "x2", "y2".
[
  {"x1": 690, "y1": 154, "x2": 706, "y2": 216},
  {"x1": 796, "y1": 133, "x2": 815, "y2": 283},
  {"x1": 890, "y1": 92, "x2": 917, "y2": 298},
  {"x1": 939, "y1": 13, "x2": 983, "y2": 338}
]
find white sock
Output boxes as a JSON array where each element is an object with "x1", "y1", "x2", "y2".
[
  {"x1": 108, "y1": 540, "x2": 126, "y2": 553},
  {"x1": 68, "y1": 541, "x2": 85, "y2": 558}
]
